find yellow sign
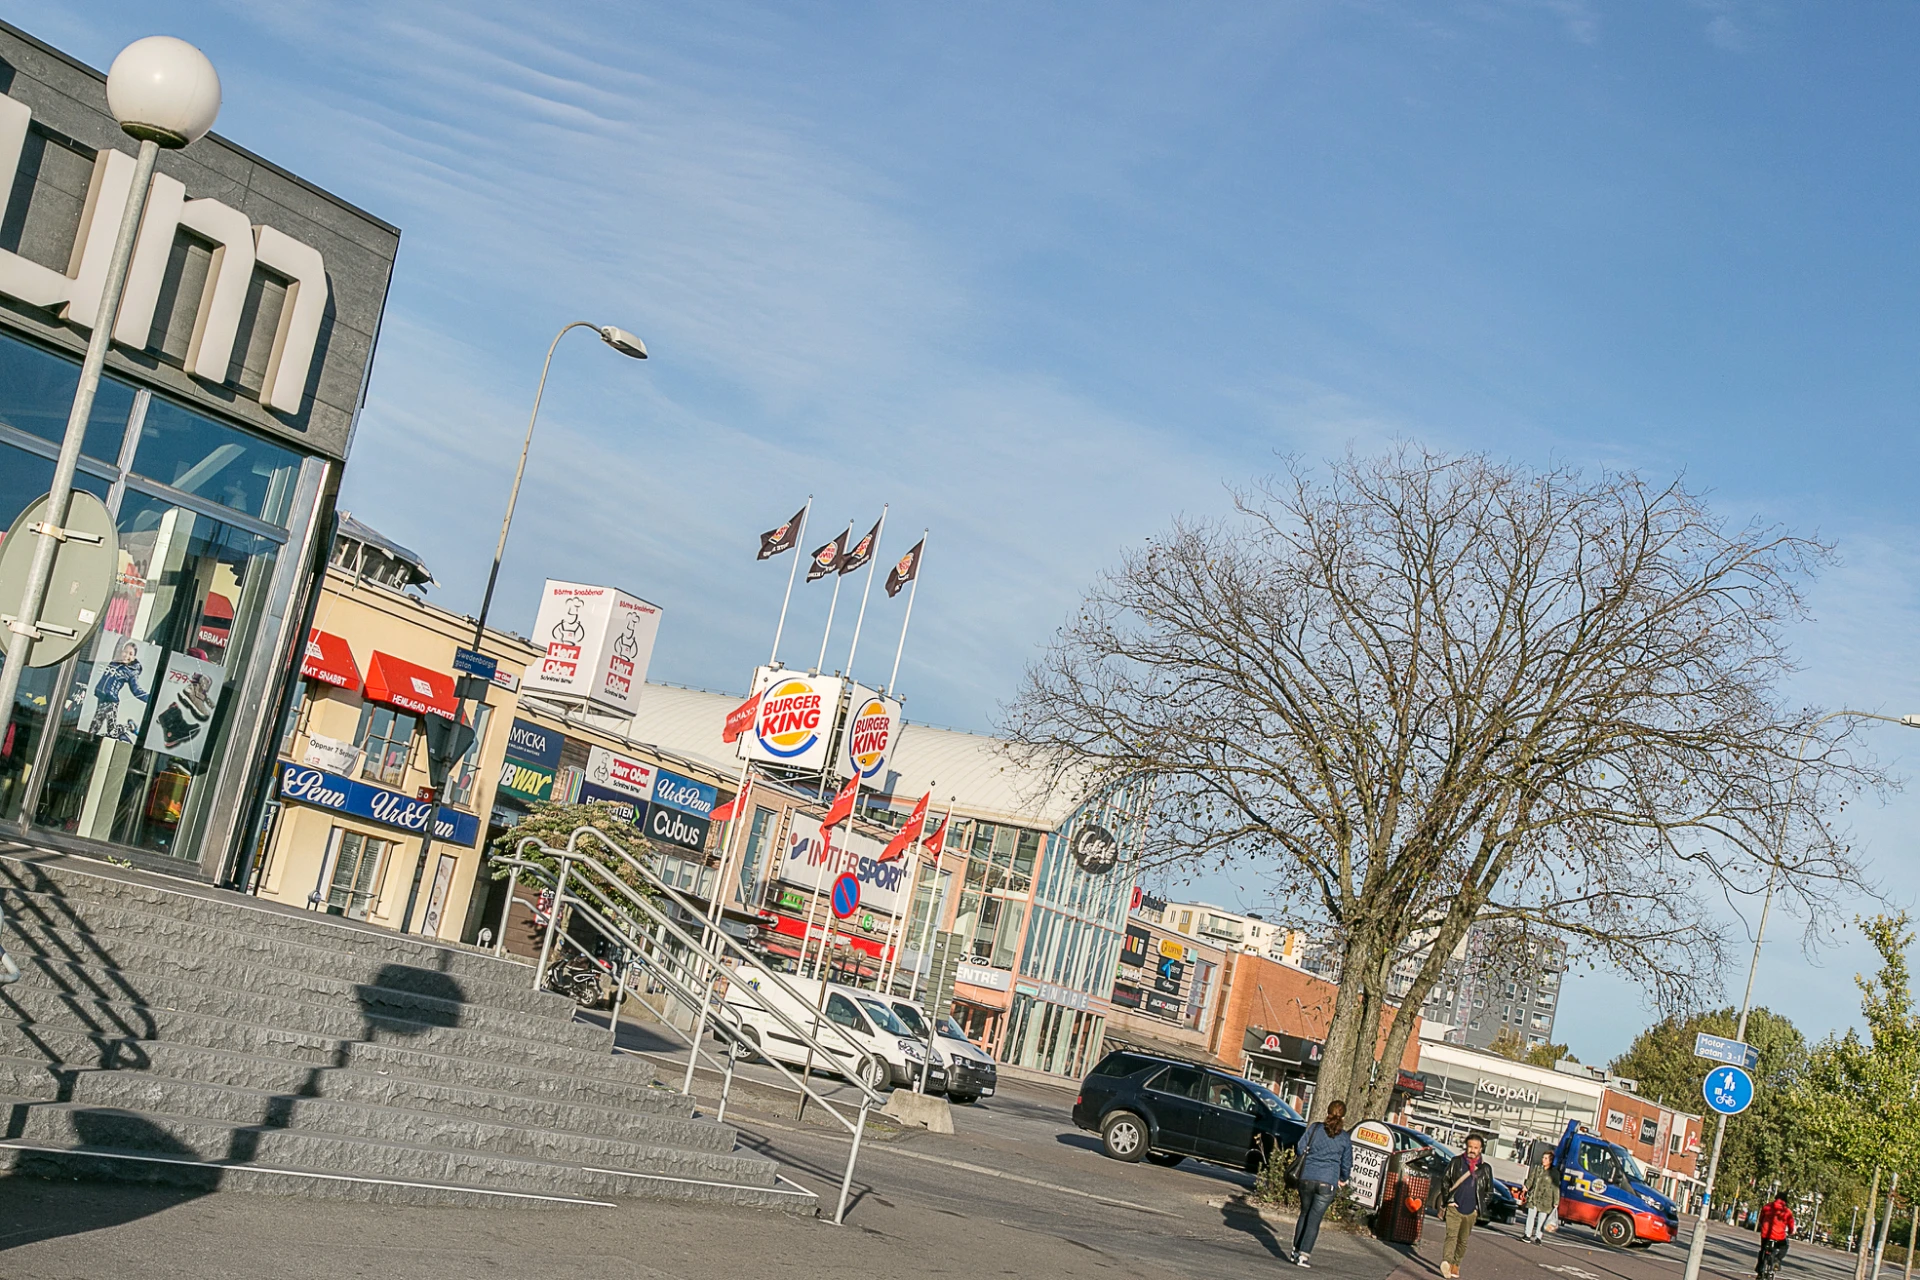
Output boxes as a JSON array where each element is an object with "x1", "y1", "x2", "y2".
[
  {"x1": 1352, "y1": 1120, "x2": 1394, "y2": 1151},
  {"x1": 1159, "y1": 938, "x2": 1186, "y2": 960}
]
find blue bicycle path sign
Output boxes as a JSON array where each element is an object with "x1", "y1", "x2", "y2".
[{"x1": 1703, "y1": 1064, "x2": 1755, "y2": 1115}]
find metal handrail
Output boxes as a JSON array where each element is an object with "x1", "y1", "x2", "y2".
[{"x1": 496, "y1": 831, "x2": 891, "y2": 1224}]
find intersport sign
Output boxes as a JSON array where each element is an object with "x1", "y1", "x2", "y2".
[{"x1": 0, "y1": 95, "x2": 327, "y2": 415}]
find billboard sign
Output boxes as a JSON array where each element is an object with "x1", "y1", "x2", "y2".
[
  {"x1": 739, "y1": 666, "x2": 843, "y2": 772},
  {"x1": 584, "y1": 745, "x2": 653, "y2": 802},
  {"x1": 833, "y1": 684, "x2": 903, "y2": 781},
  {"x1": 525, "y1": 581, "x2": 663, "y2": 714},
  {"x1": 778, "y1": 812, "x2": 906, "y2": 915},
  {"x1": 505, "y1": 719, "x2": 562, "y2": 770},
  {"x1": 652, "y1": 768, "x2": 717, "y2": 818},
  {"x1": 646, "y1": 804, "x2": 710, "y2": 852}
]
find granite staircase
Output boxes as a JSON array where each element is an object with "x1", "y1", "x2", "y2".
[{"x1": 0, "y1": 851, "x2": 817, "y2": 1213}]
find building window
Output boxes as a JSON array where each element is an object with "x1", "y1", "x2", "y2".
[
  {"x1": 356, "y1": 704, "x2": 417, "y2": 787},
  {"x1": 326, "y1": 828, "x2": 393, "y2": 920},
  {"x1": 441, "y1": 703, "x2": 492, "y2": 808}
]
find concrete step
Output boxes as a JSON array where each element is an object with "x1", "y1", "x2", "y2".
[
  {"x1": 3, "y1": 940, "x2": 604, "y2": 1055},
  {"x1": 0, "y1": 1100, "x2": 814, "y2": 1213},
  {"x1": 0, "y1": 976, "x2": 634, "y2": 1084},
  {"x1": 1, "y1": 895, "x2": 565, "y2": 1020},
  {"x1": 0, "y1": 856, "x2": 525, "y2": 989},
  {"x1": 0, "y1": 1061, "x2": 758, "y2": 1174},
  {"x1": 0, "y1": 1032, "x2": 721, "y2": 1148}
]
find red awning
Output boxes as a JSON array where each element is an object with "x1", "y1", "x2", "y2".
[
  {"x1": 363, "y1": 651, "x2": 457, "y2": 719},
  {"x1": 765, "y1": 911, "x2": 891, "y2": 961},
  {"x1": 300, "y1": 629, "x2": 361, "y2": 691}
]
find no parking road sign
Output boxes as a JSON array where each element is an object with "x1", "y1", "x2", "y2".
[
  {"x1": 1703, "y1": 1065, "x2": 1754, "y2": 1115},
  {"x1": 830, "y1": 872, "x2": 861, "y2": 919}
]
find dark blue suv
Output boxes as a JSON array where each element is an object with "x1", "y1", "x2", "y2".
[{"x1": 1073, "y1": 1050, "x2": 1308, "y2": 1172}]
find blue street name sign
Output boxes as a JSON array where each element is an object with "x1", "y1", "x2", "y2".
[
  {"x1": 1694, "y1": 1032, "x2": 1761, "y2": 1071},
  {"x1": 452, "y1": 648, "x2": 498, "y2": 681},
  {"x1": 1703, "y1": 1064, "x2": 1755, "y2": 1115}
]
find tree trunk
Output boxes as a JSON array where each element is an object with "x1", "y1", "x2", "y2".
[
  {"x1": 1874, "y1": 1174, "x2": 1900, "y2": 1280},
  {"x1": 1312, "y1": 924, "x2": 1380, "y2": 1120},
  {"x1": 1860, "y1": 1167, "x2": 1884, "y2": 1280}
]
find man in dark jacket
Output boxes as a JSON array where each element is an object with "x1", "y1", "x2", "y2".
[{"x1": 1440, "y1": 1134, "x2": 1496, "y2": 1279}]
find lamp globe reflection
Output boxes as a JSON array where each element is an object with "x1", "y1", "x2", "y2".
[{"x1": 105, "y1": 36, "x2": 221, "y2": 148}]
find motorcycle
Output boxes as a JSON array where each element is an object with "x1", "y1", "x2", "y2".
[{"x1": 545, "y1": 952, "x2": 609, "y2": 1006}]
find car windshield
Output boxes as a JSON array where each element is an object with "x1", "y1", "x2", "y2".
[
  {"x1": 1620, "y1": 1149, "x2": 1649, "y2": 1182},
  {"x1": 937, "y1": 1016, "x2": 972, "y2": 1042},
  {"x1": 858, "y1": 999, "x2": 910, "y2": 1035},
  {"x1": 889, "y1": 1003, "x2": 930, "y2": 1037},
  {"x1": 1242, "y1": 1079, "x2": 1303, "y2": 1120}
]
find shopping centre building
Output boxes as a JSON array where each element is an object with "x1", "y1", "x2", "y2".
[{"x1": 0, "y1": 22, "x2": 398, "y2": 884}]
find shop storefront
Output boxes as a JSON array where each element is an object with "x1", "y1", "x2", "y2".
[
  {"x1": 1409, "y1": 1039, "x2": 1604, "y2": 1153},
  {"x1": 0, "y1": 23, "x2": 397, "y2": 881}
]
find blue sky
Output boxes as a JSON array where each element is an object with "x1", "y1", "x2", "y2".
[{"x1": 36, "y1": 1, "x2": 1920, "y2": 1066}]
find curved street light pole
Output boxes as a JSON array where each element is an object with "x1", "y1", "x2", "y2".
[{"x1": 1680, "y1": 710, "x2": 1920, "y2": 1280}]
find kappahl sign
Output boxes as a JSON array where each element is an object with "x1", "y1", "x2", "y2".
[
  {"x1": 0, "y1": 96, "x2": 327, "y2": 415},
  {"x1": 525, "y1": 581, "x2": 662, "y2": 715}
]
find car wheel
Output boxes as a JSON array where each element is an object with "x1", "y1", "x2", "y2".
[
  {"x1": 949, "y1": 1094, "x2": 978, "y2": 1106},
  {"x1": 1101, "y1": 1111, "x2": 1148, "y2": 1162},
  {"x1": 1145, "y1": 1152, "x2": 1186, "y2": 1167},
  {"x1": 1599, "y1": 1211, "x2": 1635, "y2": 1248},
  {"x1": 859, "y1": 1056, "x2": 891, "y2": 1092}
]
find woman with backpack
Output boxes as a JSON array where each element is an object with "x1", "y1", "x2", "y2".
[{"x1": 1290, "y1": 1100, "x2": 1354, "y2": 1268}]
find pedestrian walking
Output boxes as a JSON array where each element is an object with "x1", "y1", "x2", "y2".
[
  {"x1": 1521, "y1": 1150, "x2": 1560, "y2": 1244},
  {"x1": 1439, "y1": 1133, "x2": 1495, "y2": 1279},
  {"x1": 1290, "y1": 1099, "x2": 1354, "y2": 1268},
  {"x1": 1756, "y1": 1193, "x2": 1795, "y2": 1280}
]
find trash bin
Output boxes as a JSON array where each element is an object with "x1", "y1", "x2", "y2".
[{"x1": 1378, "y1": 1157, "x2": 1428, "y2": 1244}]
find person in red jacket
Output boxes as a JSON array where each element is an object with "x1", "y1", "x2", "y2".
[{"x1": 1757, "y1": 1195, "x2": 1796, "y2": 1278}]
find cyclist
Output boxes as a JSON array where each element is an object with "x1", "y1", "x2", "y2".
[{"x1": 1757, "y1": 1194, "x2": 1795, "y2": 1279}]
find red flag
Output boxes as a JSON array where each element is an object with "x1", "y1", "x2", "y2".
[
  {"x1": 820, "y1": 776, "x2": 859, "y2": 830},
  {"x1": 921, "y1": 816, "x2": 949, "y2": 859},
  {"x1": 722, "y1": 690, "x2": 761, "y2": 744},
  {"x1": 879, "y1": 792, "x2": 930, "y2": 862},
  {"x1": 711, "y1": 780, "x2": 748, "y2": 824}
]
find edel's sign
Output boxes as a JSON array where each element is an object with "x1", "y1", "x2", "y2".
[{"x1": 0, "y1": 96, "x2": 327, "y2": 415}]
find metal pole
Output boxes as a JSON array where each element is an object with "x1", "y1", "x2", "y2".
[
  {"x1": 909, "y1": 805, "x2": 956, "y2": 1001},
  {"x1": 0, "y1": 138, "x2": 160, "y2": 759},
  {"x1": 842, "y1": 505, "x2": 887, "y2": 677},
  {"x1": 680, "y1": 767, "x2": 752, "y2": 1096},
  {"x1": 1682, "y1": 710, "x2": 1920, "y2": 1280},
  {"x1": 398, "y1": 817, "x2": 438, "y2": 934},
  {"x1": 533, "y1": 860, "x2": 570, "y2": 992},
  {"x1": 886, "y1": 529, "x2": 927, "y2": 691},
  {"x1": 608, "y1": 954, "x2": 628, "y2": 1052},
  {"x1": 494, "y1": 865, "x2": 520, "y2": 957},
  {"x1": 834, "y1": 1105, "x2": 868, "y2": 1226},
  {"x1": 815, "y1": 522, "x2": 851, "y2": 673},
  {"x1": 769, "y1": 498, "x2": 810, "y2": 665},
  {"x1": 716, "y1": 1033, "x2": 738, "y2": 1125},
  {"x1": 471, "y1": 321, "x2": 598, "y2": 649}
]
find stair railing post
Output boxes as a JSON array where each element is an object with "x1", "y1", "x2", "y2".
[
  {"x1": 608, "y1": 948, "x2": 629, "y2": 1052},
  {"x1": 716, "y1": 1032, "x2": 739, "y2": 1126},
  {"x1": 494, "y1": 864, "x2": 519, "y2": 957},
  {"x1": 679, "y1": 942, "x2": 719, "y2": 1096},
  {"x1": 834, "y1": 1105, "x2": 867, "y2": 1226},
  {"x1": 533, "y1": 858, "x2": 570, "y2": 993}
]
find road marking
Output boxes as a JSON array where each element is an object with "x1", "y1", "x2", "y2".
[
  {"x1": 870, "y1": 1144, "x2": 1178, "y2": 1217},
  {"x1": 1539, "y1": 1266, "x2": 1604, "y2": 1280}
]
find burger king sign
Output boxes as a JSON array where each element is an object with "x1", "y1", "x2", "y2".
[
  {"x1": 833, "y1": 684, "x2": 902, "y2": 781},
  {"x1": 737, "y1": 669, "x2": 843, "y2": 771}
]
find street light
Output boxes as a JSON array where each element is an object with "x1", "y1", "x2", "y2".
[
  {"x1": 469, "y1": 320, "x2": 648, "y2": 647},
  {"x1": 398, "y1": 320, "x2": 646, "y2": 935},
  {"x1": 0, "y1": 37, "x2": 219, "y2": 773},
  {"x1": 1680, "y1": 710, "x2": 1920, "y2": 1280}
]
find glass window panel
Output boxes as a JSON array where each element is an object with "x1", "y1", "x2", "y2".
[
  {"x1": 33, "y1": 491, "x2": 280, "y2": 856},
  {"x1": 134, "y1": 396, "x2": 300, "y2": 525},
  {"x1": 355, "y1": 704, "x2": 416, "y2": 788},
  {"x1": 991, "y1": 900, "x2": 1025, "y2": 970},
  {"x1": 327, "y1": 829, "x2": 391, "y2": 920},
  {"x1": 0, "y1": 334, "x2": 136, "y2": 461}
]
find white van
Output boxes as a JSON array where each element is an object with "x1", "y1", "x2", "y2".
[
  {"x1": 721, "y1": 975, "x2": 929, "y2": 1092},
  {"x1": 885, "y1": 994, "x2": 998, "y2": 1104}
]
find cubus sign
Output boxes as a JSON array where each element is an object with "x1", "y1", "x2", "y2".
[{"x1": 525, "y1": 581, "x2": 662, "y2": 715}]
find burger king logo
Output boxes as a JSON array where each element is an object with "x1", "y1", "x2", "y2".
[
  {"x1": 843, "y1": 697, "x2": 895, "y2": 779},
  {"x1": 755, "y1": 678, "x2": 827, "y2": 759}
]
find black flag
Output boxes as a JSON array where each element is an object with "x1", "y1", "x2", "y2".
[
  {"x1": 757, "y1": 505, "x2": 806, "y2": 560},
  {"x1": 885, "y1": 538, "x2": 924, "y2": 598},
  {"x1": 840, "y1": 516, "x2": 883, "y2": 575},
  {"x1": 807, "y1": 528, "x2": 847, "y2": 582}
]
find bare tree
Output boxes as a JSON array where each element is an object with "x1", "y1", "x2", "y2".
[{"x1": 1004, "y1": 446, "x2": 1886, "y2": 1120}]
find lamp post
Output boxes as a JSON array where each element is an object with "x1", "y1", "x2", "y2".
[
  {"x1": 1680, "y1": 710, "x2": 1920, "y2": 1280},
  {"x1": 400, "y1": 320, "x2": 645, "y2": 935},
  {"x1": 0, "y1": 37, "x2": 221, "y2": 768}
]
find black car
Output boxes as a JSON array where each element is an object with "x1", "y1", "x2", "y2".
[
  {"x1": 1072, "y1": 1050, "x2": 1308, "y2": 1172},
  {"x1": 1384, "y1": 1122, "x2": 1519, "y2": 1225}
]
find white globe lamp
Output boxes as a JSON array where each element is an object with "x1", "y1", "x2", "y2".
[{"x1": 105, "y1": 36, "x2": 221, "y2": 149}]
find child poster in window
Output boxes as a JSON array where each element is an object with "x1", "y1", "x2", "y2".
[
  {"x1": 142, "y1": 652, "x2": 225, "y2": 763},
  {"x1": 76, "y1": 632, "x2": 162, "y2": 743}
]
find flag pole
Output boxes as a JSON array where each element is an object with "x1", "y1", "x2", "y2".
[
  {"x1": 877, "y1": 795, "x2": 929, "y2": 994},
  {"x1": 910, "y1": 803, "x2": 957, "y2": 1002},
  {"x1": 815, "y1": 520, "x2": 851, "y2": 673},
  {"x1": 843, "y1": 504, "x2": 888, "y2": 677},
  {"x1": 769, "y1": 497, "x2": 811, "y2": 665},
  {"x1": 887, "y1": 528, "x2": 928, "y2": 692}
]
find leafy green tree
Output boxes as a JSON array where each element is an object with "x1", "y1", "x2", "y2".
[
  {"x1": 489, "y1": 800, "x2": 662, "y2": 901},
  {"x1": 1489, "y1": 1028, "x2": 1574, "y2": 1068},
  {"x1": 1612, "y1": 1005, "x2": 1809, "y2": 1198}
]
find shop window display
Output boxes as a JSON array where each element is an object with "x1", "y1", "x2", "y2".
[{"x1": 355, "y1": 704, "x2": 417, "y2": 788}]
